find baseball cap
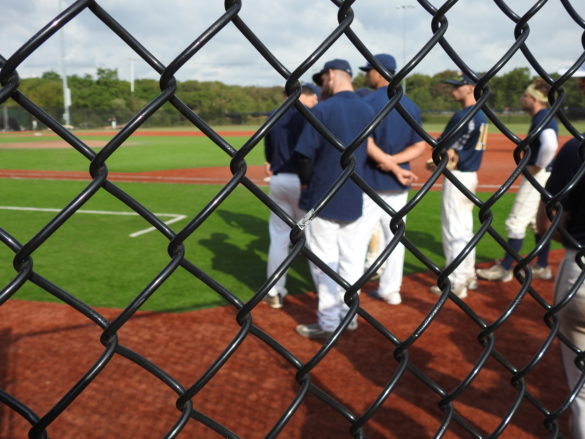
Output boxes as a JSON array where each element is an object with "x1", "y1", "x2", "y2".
[
  {"x1": 312, "y1": 59, "x2": 353, "y2": 86},
  {"x1": 301, "y1": 83, "x2": 321, "y2": 98},
  {"x1": 359, "y1": 54, "x2": 397, "y2": 73},
  {"x1": 557, "y1": 66, "x2": 585, "y2": 78},
  {"x1": 443, "y1": 74, "x2": 475, "y2": 86}
]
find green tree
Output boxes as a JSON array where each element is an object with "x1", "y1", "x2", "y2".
[
  {"x1": 352, "y1": 73, "x2": 369, "y2": 90},
  {"x1": 96, "y1": 67, "x2": 119, "y2": 82},
  {"x1": 19, "y1": 77, "x2": 63, "y2": 109},
  {"x1": 430, "y1": 70, "x2": 461, "y2": 111},
  {"x1": 494, "y1": 67, "x2": 531, "y2": 110},
  {"x1": 41, "y1": 71, "x2": 61, "y2": 81},
  {"x1": 405, "y1": 74, "x2": 433, "y2": 110}
]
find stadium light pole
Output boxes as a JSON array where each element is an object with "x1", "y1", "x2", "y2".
[
  {"x1": 396, "y1": 2, "x2": 414, "y2": 94},
  {"x1": 129, "y1": 58, "x2": 136, "y2": 93},
  {"x1": 58, "y1": 0, "x2": 71, "y2": 127}
]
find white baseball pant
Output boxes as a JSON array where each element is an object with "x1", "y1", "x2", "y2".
[
  {"x1": 441, "y1": 170, "x2": 478, "y2": 288},
  {"x1": 305, "y1": 216, "x2": 362, "y2": 332},
  {"x1": 555, "y1": 249, "x2": 585, "y2": 439},
  {"x1": 505, "y1": 170, "x2": 550, "y2": 239},
  {"x1": 266, "y1": 173, "x2": 303, "y2": 298},
  {"x1": 356, "y1": 190, "x2": 408, "y2": 296}
]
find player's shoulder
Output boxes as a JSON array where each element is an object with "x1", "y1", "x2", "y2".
[
  {"x1": 533, "y1": 107, "x2": 554, "y2": 122},
  {"x1": 323, "y1": 91, "x2": 373, "y2": 110},
  {"x1": 460, "y1": 105, "x2": 487, "y2": 121},
  {"x1": 475, "y1": 107, "x2": 488, "y2": 123}
]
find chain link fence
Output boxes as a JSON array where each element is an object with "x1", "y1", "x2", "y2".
[{"x1": 1, "y1": 0, "x2": 585, "y2": 438}]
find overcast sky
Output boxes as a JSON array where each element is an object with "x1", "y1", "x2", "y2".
[{"x1": 1, "y1": 0, "x2": 584, "y2": 87}]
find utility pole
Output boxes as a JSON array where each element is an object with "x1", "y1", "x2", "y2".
[
  {"x1": 59, "y1": 0, "x2": 71, "y2": 127},
  {"x1": 396, "y1": 2, "x2": 414, "y2": 94},
  {"x1": 129, "y1": 58, "x2": 135, "y2": 93}
]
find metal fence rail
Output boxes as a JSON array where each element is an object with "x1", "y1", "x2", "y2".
[{"x1": 1, "y1": 0, "x2": 585, "y2": 438}]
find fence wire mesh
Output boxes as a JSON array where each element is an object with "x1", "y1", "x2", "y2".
[{"x1": 1, "y1": 0, "x2": 585, "y2": 438}]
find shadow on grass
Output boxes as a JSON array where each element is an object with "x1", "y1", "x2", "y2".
[{"x1": 198, "y1": 209, "x2": 312, "y2": 302}]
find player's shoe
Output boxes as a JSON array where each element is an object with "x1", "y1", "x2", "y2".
[
  {"x1": 296, "y1": 323, "x2": 332, "y2": 340},
  {"x1": 385, "y1": 292, "x2": 402, "y2": 305},
  {"x1": 429, "y1": 284, "x2": 468, "y2": 299},
  {"x1": 262, "y1": 293, "x2": 284, "y2": 309},
  {"x1": 531, "y1": 265, "x2": 553, "y2": 280},
  {"x1": 347, "y1": 318, "x2": 358, "y2": 331},
  {"x1": 369, "y1": 290, "x2": 402, "y2": 305},
  {"x1": 476, "y1": 263, "x2": 513, "y2": 282},
  {"x1": 467, "y1": 277, "x2": 478, "y2": 290}
]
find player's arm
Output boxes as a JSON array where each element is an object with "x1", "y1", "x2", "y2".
[
  {"x1": 367, "y1": 138, "x2": 418, "y2": 185},
  {"x1": 264, "y1": 131, "x2": 274, "y2": 176},
  {"x1": 536, "y1": 201, "x2": 566, "y2": 242},
  {"x1": 366, "y1": 137, "x2": 389, "y2": 164},
  {"x1": 530, "y1": 128, "x2": 558, "y2": 174},
  {"x1": 387, "y1": 140, "x2": 426, "y2": 164},
  {"x1": 536, "y1": 138, "x2": 573, "y2": 242},
  {"x1": 387, "y1": 105, "x2": 426, "y2": 164}
]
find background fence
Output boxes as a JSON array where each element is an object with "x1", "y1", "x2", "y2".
[{"x1": 1, "y1": 0, "x2": 585, "y2": 438}]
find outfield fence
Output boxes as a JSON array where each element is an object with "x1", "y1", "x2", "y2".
[{"x1": 1, "y1": 1, "x2": 585, "y2": 438}]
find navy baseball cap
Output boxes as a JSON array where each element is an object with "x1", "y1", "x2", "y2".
[
  {"x1": 359, "y1": 54, "x2": 397, "y2": 73},
  {"x1": 443, "y1": 74, "x2": 475, "y2": 86},
  {"x1": 312, "y1": 59, "x2": 353, "y2": 86},
  {"x1": 301, "y1": 83, "x2": 321, "y2": 98}
]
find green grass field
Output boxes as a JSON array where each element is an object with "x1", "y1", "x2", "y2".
[
  {"x1": 0, "y1": 133, "x2": 265, "y2": 172},
  {"x1": 0, "y1": 130, "x2": 562, "y2": 311}
]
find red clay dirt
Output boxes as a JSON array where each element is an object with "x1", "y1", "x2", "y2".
[
  {"x1": 0, "y1": 131, "x2": 575, "y2": 438},
  {"x1": 0, "y1": 132, "x2": 573, "y2": 191}
]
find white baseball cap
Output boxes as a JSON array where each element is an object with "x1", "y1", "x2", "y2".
[{"x1": 558, "y1": 66, "x2": 585, "y2": 78}]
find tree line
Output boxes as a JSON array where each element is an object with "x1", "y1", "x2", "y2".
[{"x1": 5, "y1": 67, "x2": 585, "y2": 130}]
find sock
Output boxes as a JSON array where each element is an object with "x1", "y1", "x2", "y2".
[
  {"x1": 501, "y1": 238, "x2": 523, "y2": 270},
  {"x1": 535, "y1": 234, "x2": 550, "y2": 267}
]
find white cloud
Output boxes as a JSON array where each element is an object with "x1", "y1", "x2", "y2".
[{"x1": 1, "y1": 0, "x2": 584, "y2": 86}]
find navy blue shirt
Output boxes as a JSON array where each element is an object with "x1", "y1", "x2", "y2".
[
  {"x1": 439, "y1": 106, "x2": 488, "y2": 172},
  {"x1": 545, "y1": 137, "x2": 585, "y2": 247},
  {"x1": 295, "y1": 91, "x2": 375, "y2": 222},
  {"x1": 527, "y1": 108, "x2": 558, "y2": 168},
  {"x1": 360, "y1": 87, "x2": 424, "y2": 190},
  {"x1": 264, "y1": 107, "x2": 307, "y2": 174}
]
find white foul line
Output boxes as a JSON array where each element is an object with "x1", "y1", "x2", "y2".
[{"x1": 0, "y1": 206, "x2": 187, "y2": 238}]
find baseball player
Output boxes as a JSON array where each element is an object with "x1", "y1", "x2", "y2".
[
  {"x1": 477, "y1": 79, "x2": 558, "y2": 283},
  {"x1": 537, "y1": 66, "x2": 585, "y2": 439},
  {"x1": 355, "y1": 53, "x2": 425, "y2": 305},
  {"x1": 429, "y1": 74, "x2": 488, "y2": 299},
  {"x1": 263, "y1": 84, "x2": 320, "y2": 309},
  {"x1": 293, "y1": 59, "x2": 375, "y2": 340}
]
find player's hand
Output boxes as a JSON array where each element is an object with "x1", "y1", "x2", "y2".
[
  {"x1": 425, "y1": 158, "x2": 437, "y2": 171},
  {"x1": 394, "y1": 168, "x2": 418, "y2": 186},
  {"x1": 264, "y1": 162, "x2": 273, "y2": 177},
  {"x1": 425, "y1": 152, "x2": 458, "y2": 171},
  {"x1": 446, "y1": 151, "x2": 459, "y2": 170}
]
